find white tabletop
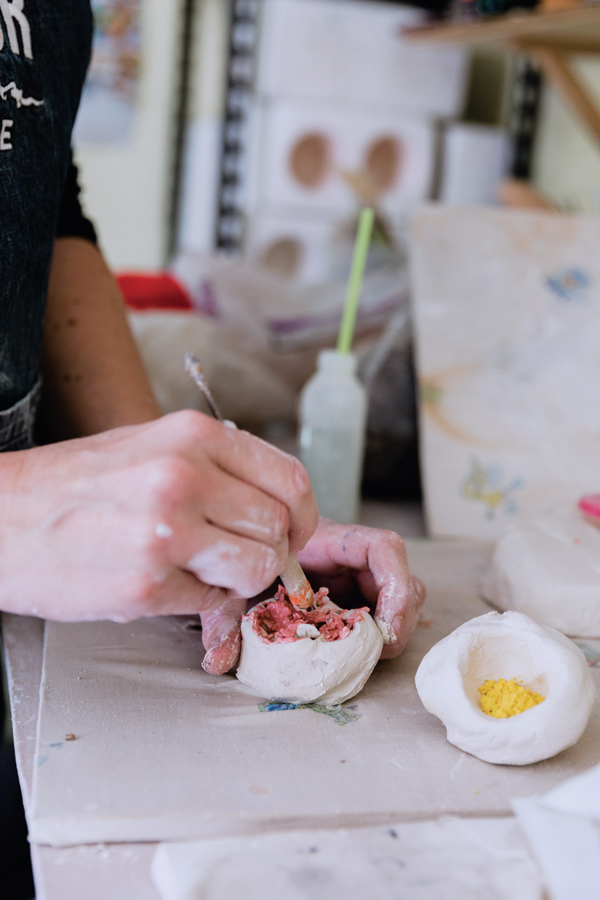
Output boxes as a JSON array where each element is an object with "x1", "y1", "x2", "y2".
[{"x1": 1, "y1": 505, "x2": 579, "y2": 898}]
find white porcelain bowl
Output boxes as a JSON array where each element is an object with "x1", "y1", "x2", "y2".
[{"x1": 415, "y1": 611, "x2": 596, "y2": 765}]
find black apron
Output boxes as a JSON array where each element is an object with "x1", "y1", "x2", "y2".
[
  {"x1": 0, "y1": 0, "x2": 93, "y2": 418},
  {"x1": 0, "y1": 6, "x2": 92, "y2": 895}
]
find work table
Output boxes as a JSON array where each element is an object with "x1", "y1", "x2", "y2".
[{"x1": 3, "y1": 505, "x2": 598, "y2": 899}]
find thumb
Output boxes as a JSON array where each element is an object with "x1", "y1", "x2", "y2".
[{"x1": 200, "y1": 597, "x2": 246, "y2": 675}]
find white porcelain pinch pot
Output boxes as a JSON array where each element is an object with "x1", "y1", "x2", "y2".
[
  {"x1": 415, "y1": 611, "x2": 596, "y2": 765},
  {"x1": 236, "y1": 598, "x2": 383, "y2": 706}
]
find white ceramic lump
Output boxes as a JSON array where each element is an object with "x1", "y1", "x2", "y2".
[
  {"x1": 415, "y1": 611, "x2": 596, "y2": 765},
  {"x1": 480, "y1": 508, "x2": 600, "y2": 636},
  {"x1": 236, "y1": 599, "x2": 384, "y2": 706}
]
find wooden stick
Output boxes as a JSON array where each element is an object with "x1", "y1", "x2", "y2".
[
  {"x1": 527, "y1": 45, "x2": 600, "y2": 147},
  {"x1": 280, "y1": 553, "x2": 315, "y2": 610}
]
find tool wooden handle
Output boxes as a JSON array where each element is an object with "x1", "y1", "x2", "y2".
[{"x1": 280, "y1": 554, "x2": 315, "y2": 609}]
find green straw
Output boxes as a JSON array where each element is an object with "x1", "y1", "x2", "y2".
[{"x1": 336, "y1": 207, "x2": 375, "y2": 355}]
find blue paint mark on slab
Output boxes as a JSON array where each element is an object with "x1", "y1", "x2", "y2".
[
  {"x1": 258, "y1": 701, "x2": 362, "y2": 725},
  {"x1": 546, "y1": 268, "x2": 591, "y2": 302},
  {"x1": 575, "y1": 641, "x2": 600, "y2": 667},
  {"x1": 259, "y1": 702, "x2": 297, "y2": 712}
]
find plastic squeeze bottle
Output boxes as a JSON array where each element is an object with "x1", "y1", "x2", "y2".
[
  {"x1": 298, "y1": 208, "x2": 374, "y2": 523},
  {"x1": 299, "y1": 349, "x2": 367, "y2": 523}
]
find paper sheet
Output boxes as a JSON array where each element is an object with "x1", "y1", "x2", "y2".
[
  {"x1": 514, "y1": 760, "x2": 600, "y2": 900},
  {"x1": 28, "y1": 541, "x2": 600, "y2": 847},
  {"x1": 151, "y1": 817, "x2": 543, "y2": 900},
  {"x1": 411, "y1": 207, "x2": 600, "y2": 539},
  {"x1": 514, "y1": 800, "x2": 600, "y2": 900},
  {"x1": 542, "y1": 758, "x2": 600, "y2": 819}
]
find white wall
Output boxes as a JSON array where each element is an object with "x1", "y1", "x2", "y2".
[
  {"x1": 177, "y1": 0, "x2": 229, "y2": 253},
  {"x1": 533, "y1": 57, "x2": 600, "y2": 214},
  {"x1": 74, "y1": 0, "x2": 185, "y2": 271}
]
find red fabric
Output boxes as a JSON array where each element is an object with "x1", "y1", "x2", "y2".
[{"x1": 117, "y1": 272, "x2": 192, "y2": 311}]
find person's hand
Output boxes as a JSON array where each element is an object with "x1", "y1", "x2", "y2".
[
  {"x1": 200, "y1": 517, "x2": 426, "y2": 674},
  {"x1": 0, "y1": 410, "x2": 318, "y2": 623},
  {"x1": 297, "y1": 518, "x2": 426, "y2": 659}
]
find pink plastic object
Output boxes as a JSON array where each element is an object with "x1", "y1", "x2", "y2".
[{"x1": 578, "y1": 494, "x2": 600, "y2": 521}]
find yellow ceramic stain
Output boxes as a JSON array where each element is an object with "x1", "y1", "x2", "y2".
[{"x1": 478, "y1": 678, "x2": 545, "y2": 718}]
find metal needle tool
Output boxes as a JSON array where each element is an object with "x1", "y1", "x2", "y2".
[
  {"x1": 184, "y1": 353, "x2": 224, "y2": 422},
  {"x1": 184, "y1": 353, "x2": 315, "y2": 609}
]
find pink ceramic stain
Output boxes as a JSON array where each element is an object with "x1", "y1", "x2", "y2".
[
  {"x1": 579, "y1": 494, "x2": 600, "y2": 521},
  {"x1": 250, "y1": 585, "x2": 367, "y2": 644}
]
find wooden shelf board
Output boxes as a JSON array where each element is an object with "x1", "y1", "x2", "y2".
[{"x1": 404, "y1": 7, "x2": 600, "y2": 52}]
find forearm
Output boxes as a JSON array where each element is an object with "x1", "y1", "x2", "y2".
[{"x1": 40, "y1": 237, "x2": 161, "y2": 439}]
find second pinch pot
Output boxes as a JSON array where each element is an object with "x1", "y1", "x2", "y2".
[{"x1": 415, "y1": 611, "x2": 596, "y2": 765}]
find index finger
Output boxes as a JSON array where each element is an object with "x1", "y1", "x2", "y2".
[
  {"x1": 208, "y1": 424, "x2": 319, "y2": 554},
  {"x1": 121, "y1": 411, "x2": 319, "y2": 559}
]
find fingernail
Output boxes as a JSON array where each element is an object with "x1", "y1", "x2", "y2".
[
  {"x1": 392, "y1": 613, "x2": 405, "y2": 639},
  {"x1": 202, "y1": 631, "x2": 240, "y2": 675},
  {"x1": 375, "y1": 616, "x2": 397, "y2": 644},
  {"x1": 201, "y1": 649, "x2": 217, "y2": 674}
]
